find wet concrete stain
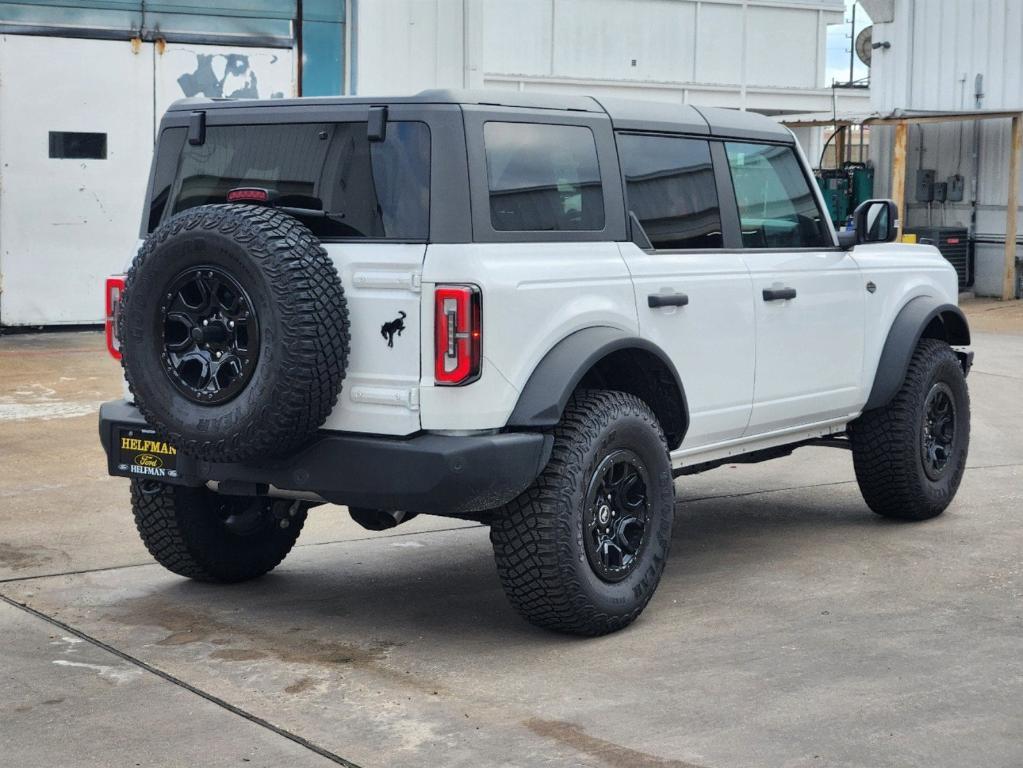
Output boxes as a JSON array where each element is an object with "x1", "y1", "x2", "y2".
[
  {"x1": 110, "y1": 598, "x2": 399, "y2": 671},
  {"x1": 0, "y1": 542, "x2": 59, "y2": 572},
  {"x1": 524, "y1": 718, "x2": 709, "y2": 768},
  {"x1": 208, "y1": 648, "x2": 269, "y2": 662},
  {"x1": 284, "y1": 676, "x2": 316, "y2": 694}
]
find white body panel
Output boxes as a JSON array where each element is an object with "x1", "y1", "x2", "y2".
[
  {"x1": 617, "y1": 243, "x2": 755, "y2": 448},
  {"x1": 419, "y1": 242, "x2": 637, "y2": 431},
  {"x1": 742, "y1": 248, "x2": 866, "y2": 434},
  {"x1": 413, "y1": 240, "x2": 958, "y2": 470},
  {"x1": 851, "y1": 242, "x2": 962, "y2": 387}
]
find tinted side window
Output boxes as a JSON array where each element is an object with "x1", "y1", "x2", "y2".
[
  {"x1": 160, "y1": 121, "x2": 430, "y2": 240},
  {"x1": 484, "y1": 122, "x2": 604, "y2": 231},
  {"x1": 725, "y1": 142, "x2": 831, "y2": 249},
  {"x1": 618, "y1": 134, "x2": 722, "y2": 249}
]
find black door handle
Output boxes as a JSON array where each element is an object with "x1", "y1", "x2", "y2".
[
  {"x1": 648, "y1": 293, "x2": 689, "y2": 308},
  {"x1": 762, "y1": 287, "x2": 797, "y2": 301}
]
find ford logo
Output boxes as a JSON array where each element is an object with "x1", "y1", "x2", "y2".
[{"x1": 134, "y1": 453, "x2": 163, "y2": 469}]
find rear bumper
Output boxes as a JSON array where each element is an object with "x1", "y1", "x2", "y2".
[{"x1": 99, "y1": 400, "x2": 552, "y2": 514}]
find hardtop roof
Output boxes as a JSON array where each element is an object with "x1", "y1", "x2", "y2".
[{"x1": 167, "y1": 89, "x2": 792, "y2": 142}]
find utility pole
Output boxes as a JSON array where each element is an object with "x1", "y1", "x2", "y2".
[{"x1": 848, "y1": 3, "x2": 856, "y2": 86}]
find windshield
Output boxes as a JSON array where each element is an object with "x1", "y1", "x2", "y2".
[{"x1": 149, "y1": 121, "x2": 431, "y2": 240}]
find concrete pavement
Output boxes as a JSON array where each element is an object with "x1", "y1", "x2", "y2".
[{"x1": 1, "y1": 320, "x2": 1021, "y2": 767}]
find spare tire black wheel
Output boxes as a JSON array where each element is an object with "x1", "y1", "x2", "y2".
[{"x1": 119, "y1": 204, "x2": 349, "y2": 463}]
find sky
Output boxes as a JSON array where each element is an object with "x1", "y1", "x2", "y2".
[{"x1": 825, "y1": 0, "x2": 871, "y2": 86}]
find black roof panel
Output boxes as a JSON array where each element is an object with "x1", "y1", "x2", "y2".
[{"x1": 167, "y1": 89, "x2": 792, "y2": 141}]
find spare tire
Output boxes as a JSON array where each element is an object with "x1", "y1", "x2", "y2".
[{"x1": 119, "y1": 204, "x2": 349, "y2": 463}]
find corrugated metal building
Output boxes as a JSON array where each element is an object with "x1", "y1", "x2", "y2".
[
  {"x1": 864, "y1": 0, "x2": 1023, "y2": 296},
  {"x1": 352, "y1": 0, "x2": 864, "y2": 115}
]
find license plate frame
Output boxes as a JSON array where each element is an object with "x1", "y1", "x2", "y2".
[{"x1": 112, "y1": 425, "x2": 179, "y2": 480}]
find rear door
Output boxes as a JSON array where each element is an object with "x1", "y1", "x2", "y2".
[
  {"x1": 150, "y1": 109, "x2": 434, "y2": 436},
  {"x1": 616, "y1": 133, "x2": 756, "y2": 449},
  {"x1": 723, "y1": 141, "x2": 865, "y2": 434}
]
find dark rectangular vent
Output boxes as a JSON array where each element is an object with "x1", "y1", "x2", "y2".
[{"x1": 49, "y1": 131, "x2": 107, "y2": 159}]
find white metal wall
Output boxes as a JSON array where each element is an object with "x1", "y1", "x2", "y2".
[
  {"x1": 352, "y1": 0, "x2": 864, "y2": 114},
  {"x1": 0, "y1": 36, "x2": 293, "y2": 325},
  {"x1": 868, "y1": 0, "x2": 1023, "y2": 296}
]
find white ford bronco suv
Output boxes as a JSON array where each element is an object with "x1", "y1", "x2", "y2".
[{"x1": 100, "y1": 90, "x2": 972, "y2": 635}]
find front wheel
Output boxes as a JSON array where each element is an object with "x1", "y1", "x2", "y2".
[
  {"x1": 131, "y1": 481, "x2": 307, "y2": 582},
  {"x1": 490, "y1": 390, "x2": 675, "y2": 636},
  {"x1": 850, "y1": 338, "x2": 970, "y2": 520}
]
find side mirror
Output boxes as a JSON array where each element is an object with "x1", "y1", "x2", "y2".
[{"x1": 852, "y1": 199, "x2": 899, "y2": 245}]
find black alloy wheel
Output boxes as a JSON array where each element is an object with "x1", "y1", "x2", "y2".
[
  {"x1": 584, "y1": 450, "x2": 651, "y2": 582},
  {"x1": 850, "y1": 338, "x2": 970, "y2": 521},
  {"x1": 161, "y1": 266, "x2": 259, "y2": 404},
  {"x1": 921, "y1": 381, "x2": 957, "y2": 481}
]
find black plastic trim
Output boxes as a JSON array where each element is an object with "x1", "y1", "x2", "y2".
[
  {"x1": 864, "y1": 297, "x2": 972, "y2": 411},
  {"x1": 506, "y1": 327, "x2": 689, "y2": 440},
  {"x1": 99, "y1": 401, "x2": 551, "y2": 514}
]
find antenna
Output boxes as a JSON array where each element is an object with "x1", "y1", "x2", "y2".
[{"x1": 855, "y1": 25, "x2": 874, "y2": 67}]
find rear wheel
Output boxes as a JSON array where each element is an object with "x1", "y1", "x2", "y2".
[
  {"x1": 131, "y1": 480, "x2": 307, "y2": 582},
  {"x1": 850, "y1": 338, "x2": 970, "y2": 520},
  {"x1": 490, "y1": 390, "x2": 675, "y2": 635}
]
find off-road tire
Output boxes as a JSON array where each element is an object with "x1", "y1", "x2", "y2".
[
  {"x1": 850, "y1": 338, "x2": 970, "y2": 520},
  {"x1": 120, "y1": 204, "x2": 349, "y2": 463},
  {"x1": 131, "y1": 480, "x2": 307, "y2": 583},
  {"x1": 490, "y1": 390, "x2": 675, "y2": 636}
]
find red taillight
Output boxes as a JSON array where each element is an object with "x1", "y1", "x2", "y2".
[
  {"x1": 434, "y1": 285, "x2": 481, "y2": 386},
  {"x1": 226, "y1": 187, "x2": 270, "y2": 203},
  {"x1": 105, "y1": 275, "x2": 126, "y2": 360}
]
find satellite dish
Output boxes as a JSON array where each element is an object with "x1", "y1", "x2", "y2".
[{"x1": 855, "y1": 26, "x2": 873, "y2": 67}]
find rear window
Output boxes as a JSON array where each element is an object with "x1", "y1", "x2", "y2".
[
  {"x1": 149, "y1": 121, "x2": 430, "y2": 240},
  {"x1": 484, "y1": 122, "x2": 604, "y2": 232}
]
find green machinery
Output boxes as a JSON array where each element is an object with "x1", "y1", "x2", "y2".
[{"x1": 815, "y1": 162, "x2": 874, "y2": 226}]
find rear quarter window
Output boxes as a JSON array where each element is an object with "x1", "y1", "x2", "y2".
[
  {"x1": 483, "y1": 122, "x2": 604, "y2": 232},
  {"x1": 149, "y1": 121, "x2": 430, "y2": 240}
]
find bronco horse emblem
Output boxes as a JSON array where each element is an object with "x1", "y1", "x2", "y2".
[{"x1": 381, "y1": 311, "x2": 407, "y2": 348}]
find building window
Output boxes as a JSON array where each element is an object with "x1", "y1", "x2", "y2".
[
  {"x1": 49, "y1": 132, "x2": 107, "y2": 159},
  {"x1": 618, "y1": 134, "x2": 723, "y2": 249},
  {"x1": 484, "y1": 122, "x2": 604, "y2": 232},
  {"x1": 725, "y1": 142, "x2": 831, "y2": 249}
]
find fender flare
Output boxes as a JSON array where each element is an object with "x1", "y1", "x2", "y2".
[
  {"x1": 506, "y1": 326, "x2": 689, "y2": 437},
  {"x1": 864, "y1": 296, "x2": 971, "y2": 411}
]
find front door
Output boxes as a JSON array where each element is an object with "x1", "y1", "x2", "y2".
[
  {"x1": 616, "y1": 133, "x2": 755, "y2": 449},
  {"x1": 723, "y1": 141, "x2": 865, "y2": 434}
]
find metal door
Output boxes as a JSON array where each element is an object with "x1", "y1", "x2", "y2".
[{"x1": 0, "y1": 35, "x2": 153, "y2": 324}]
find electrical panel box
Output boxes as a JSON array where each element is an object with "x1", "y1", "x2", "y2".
[
  {"x1": 948, "y1": 174, "x2": 965, "y2": 202},
  {"x1": 915, "y1": 169, "x2": 935, "y2": 202},
  {"x1": 933, "y1": 182, "x2": 948, "y2": 203}
]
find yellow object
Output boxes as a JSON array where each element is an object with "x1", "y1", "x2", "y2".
[{"x1": 901, "y1": 233, "x2": 918, "y2": 244}]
